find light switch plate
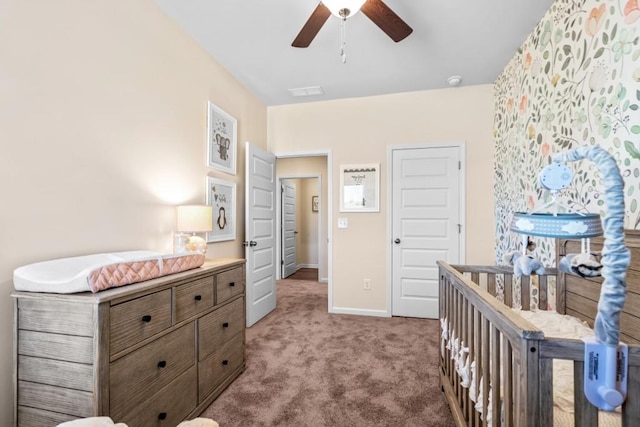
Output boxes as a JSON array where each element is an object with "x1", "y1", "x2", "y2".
[{"x1": 338, "y1": 218, "x2": 348, "y2": 229}]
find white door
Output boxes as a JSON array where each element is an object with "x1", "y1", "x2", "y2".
[
  {"x1": 391, "y1": 146, "x2": 461, "y2": 318},
  {"x1": 245, "y1": 142, "x2": 277, "y2": 327},
  {"x1": 281, "y1": 180, "x2": 297, "y2": 278}
]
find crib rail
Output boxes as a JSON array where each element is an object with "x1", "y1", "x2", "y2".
[
  {"x1": 439, "y1": 261, "x2": 545, "y2": 426},
  {"x1": 539, "y1": 339, "x2": 640, "y2": 426},
  {"x1": 439, "y1": 261, "x2": 640, "y2": 427}
]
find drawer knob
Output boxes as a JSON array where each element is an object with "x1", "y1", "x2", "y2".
[
  {"x1": 141, "y1": 315, "x2": 152, "y2": 323},
  {"x1": 222, "y1": 360, "x2": 229, "y2": 366},
  {"x1": 222, "y1": 322, "x2": 229, "y2": 328},
  {"x1": 158, "y1": 412, "x2": 167, "y2": 420},
  {"x1": 157, "y1": 360, "x2": 167, "y2": 368},
  {"x1": 194, "y1": 294, "x2": 202, "y2": 301},
  {"x1": 229, "y1": 282, "x2": 235, "y2": 287}
]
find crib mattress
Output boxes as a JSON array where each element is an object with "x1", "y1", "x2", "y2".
[{"x1": 14, "y1": 251, "x2": 205, "y2": 294}]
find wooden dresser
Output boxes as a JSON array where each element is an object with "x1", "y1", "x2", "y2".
[{"x1": 12, "y1": 258, "x2": 245, "y2": 427}]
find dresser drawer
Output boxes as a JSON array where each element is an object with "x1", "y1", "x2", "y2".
[
  {"x1": 198, "y1": 297, "x2": 244, "y2": 360},
  {"x1": 216, "y1": 267, "x2": 244, "y2": 304},
  {"x1": 198, "y1": 333, "x2": 244, "y2": 401},
  {"x1": 110, "y1": 322, "x2": 195, "y2": 420},
  {"x1": 175, "y1": 275, "x2": 214, "y2": 323},
  {"x1": 110, "y1": 289, "x2": 172, "y2": 355},
  {"x1": 117, "y1": 365, "x2": 197, "y2": 427}
]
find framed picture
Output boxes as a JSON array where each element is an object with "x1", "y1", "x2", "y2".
[
  {"x1": 206, "y1": 176, "x2": 236, "y2": 242},
  {"x1": 207, "y1": 101, "x2": 237, "y2": 175},
  {"x1": 312, "y1": 196, "x2": 319, "y2": 212},
  {"x1": 339, "y1": 163, "x2": 380, "y2": 212}
]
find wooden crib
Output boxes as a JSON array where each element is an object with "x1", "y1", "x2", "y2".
[{"x1": 439, "y1": 231, "x2": 640, "y2": 426}]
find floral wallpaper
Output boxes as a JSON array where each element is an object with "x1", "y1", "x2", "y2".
[{"x1": 494, "y1": 0, "x2": 640, "y2": 279}]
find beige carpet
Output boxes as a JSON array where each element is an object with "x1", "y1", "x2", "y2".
[{"x1": 202, "y1": 279, "x2": 454, "y2": 426}]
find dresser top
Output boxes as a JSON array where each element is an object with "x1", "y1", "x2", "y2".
[{"x1": 11, "y1": 258, "x2": 245, "y2": 304}]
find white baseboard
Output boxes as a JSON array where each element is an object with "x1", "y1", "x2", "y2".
[
  {"x1": 296, "y1": 264, "x2": 318, "y2": 270},
  {"x1": 319, "y1": 277, "x2": 328, "y2": 283},
  {"x1": 329, "y1": 306, "x2": 391, "y2": 318}
]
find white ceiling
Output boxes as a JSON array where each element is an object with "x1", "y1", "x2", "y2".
[{"x1": 154, "y1": 0, "x2": 554, "y2": 106}]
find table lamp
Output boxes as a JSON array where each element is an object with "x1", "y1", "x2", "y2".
[{"x1": 175, "y1": 205, "x2": 213, "y2": 254}]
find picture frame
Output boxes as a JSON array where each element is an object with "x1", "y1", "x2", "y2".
[
  {"x1": 207, "y1": 101, "x2": 237, "y2": 175},
  {"x1": 312, "y1": 196, "x2": 319, "y2": 212},
  {"x1": 339, "y1": 163, "x2": 380, "y2": 212},
  {"x1": 206, "y1": 176, "x2": 236, "y2": 242}
]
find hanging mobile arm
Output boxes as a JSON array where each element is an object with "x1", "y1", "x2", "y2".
[{"x1": 553, "y1": 146, "x2": 630, "y2": 411}]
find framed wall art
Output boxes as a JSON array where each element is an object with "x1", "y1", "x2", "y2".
[
  {"x1": 206, "y1": 176, "x2": 236, "y2": 242},
  {"x1": 339, "y1": 163, "x2": 380, "y2": 212},
  {"x1": 207, "y1": 101, "x2": 237, "y2": 175},
  {"x1": 312, "y1": 196, "x2": 319, "y2": 212}
]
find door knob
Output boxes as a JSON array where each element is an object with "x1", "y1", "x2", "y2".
[
  {"x1": 249, "y1": 240, "x2": 257, "y2": 247},
  {"x1": 394, "y1": 238, "x2": 401, "y2": 244}
]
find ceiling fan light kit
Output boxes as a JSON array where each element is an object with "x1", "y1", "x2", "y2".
[
  {"x1": 292, "y1": 0, "x2": 413, "y2": 50},
  {"x1": 322, "y1": 0, "x2": 367, "y2": 18}
]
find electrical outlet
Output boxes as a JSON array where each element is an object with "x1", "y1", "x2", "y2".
[{"x1": 363, "y1": 278, "x2": 371, "y2": 290}]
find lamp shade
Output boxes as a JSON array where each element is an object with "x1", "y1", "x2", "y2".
[
  {"x1": 322, "y1": 0, "x2": 367, "y2": 17},
  {"x1": 510, "y1": 212, "x2": 603, "y2": 239},
  {"x1": 176, "y1": 205, "x2": 213, "y2": 233}
]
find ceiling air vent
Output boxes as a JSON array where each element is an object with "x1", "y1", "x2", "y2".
[{"x1": 288, "y1": 86, "x2": 324, "y2": 97}]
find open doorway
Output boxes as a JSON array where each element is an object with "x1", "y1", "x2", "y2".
[
  {"x1": 275, "y1": 155, "x2": 329, "y2": 284},
  {"x1": 280, "y1": 177, "x2": 320, "y2": 281}
]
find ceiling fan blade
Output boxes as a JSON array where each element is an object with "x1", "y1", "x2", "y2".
[
  {"x1": 361, "y1": 0, "x2": 413, "y2": 42},
  {"x1": 292, "y1": 3, "x2": 332, "y2": 48}
]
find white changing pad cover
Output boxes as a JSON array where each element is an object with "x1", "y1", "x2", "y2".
[{"x1": 13, "y1": 251, "x2": 204, "y2": 294}]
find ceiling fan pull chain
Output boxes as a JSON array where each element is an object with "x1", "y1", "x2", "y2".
[{"x1": 340, "y1": 17, "x2": 347, "y2": 63}]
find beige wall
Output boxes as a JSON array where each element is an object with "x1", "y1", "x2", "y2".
[
  {"x1": 268, "y1": 85, "x2": 495, "y2": 312},
  {"x1": 300, "y1": 178, "x2": 320, "y2": 267},
  {"x1": 276, "y1": 157, "x2": 328, "y2": 281},
  {"x1": 0, "y1": 1, "x2": 266, "y2": 424}
]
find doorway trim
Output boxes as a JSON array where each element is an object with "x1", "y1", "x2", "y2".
[
  {"x1": 386, "y1": 142, "x2": 466, "y2": 316},
  {"x1": 274, "y1": 149, "x2": 333, "y2": 314}
]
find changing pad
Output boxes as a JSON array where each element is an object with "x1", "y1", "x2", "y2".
[{"x1": 14, "y1": 251, "x2": 205, "y2": 294}]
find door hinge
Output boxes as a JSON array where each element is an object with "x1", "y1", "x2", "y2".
[
  {"x1": 281, "y1": 185, "x2": 284, "y2": 193},
  {"x1": 458, "y1": 224, "x2": 462, "y2": 233},
  {"x1": 281, "y1": 260, "x2": 284, "y2": 266},
  {"x1": 458, "y1": 161, "x2": 461, "y2": 170}
]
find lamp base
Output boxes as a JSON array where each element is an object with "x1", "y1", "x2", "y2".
[
  {"x1": 186, "y1": 235, "x2": 208, "y2": 255},
  {"x1": 173, "y1": 232, "x2": 188, "y2": 254}
]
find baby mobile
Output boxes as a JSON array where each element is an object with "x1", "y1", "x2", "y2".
[{"x1": 507, "y1": 145, "x2": 629, "y2": 412}]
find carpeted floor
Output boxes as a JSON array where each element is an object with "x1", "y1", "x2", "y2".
[{"x1": 202, "y1": 279, "x2": 454, "y2": 426}]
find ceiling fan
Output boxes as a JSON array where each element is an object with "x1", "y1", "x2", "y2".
[{"x1": 292, "y1": 0, "x2": 413, "y2": 48}]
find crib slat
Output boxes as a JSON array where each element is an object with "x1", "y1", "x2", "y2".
[
  {"x1": 482, "y1": 317, "x2": 490, "y2": 426},
  {"x1": 462, "y1": 297, "x2": 471, "y2": 422},
  {"x1": 521, "y1": 276, "x2": 530, "y2": 310},
  {"x1": 623, "y1": 365, "x2": 640, "y2": 426},
  {"x1": 538, "y1": 275, "x2": 548, "y2": 310},
  {"x1": 467, "y1": 306, "x2": 476, "y2": 425},
  {"x1": 474, "y1": 309, "x2": 481, "y2": 427},
  {"x1": 491, "y1": 326, "x2": 500, "y2": 426},
  {"x1": 503, "y1": 342, "x2": 513, "y2": 427},
  {"x1": 539, "y1": 358, "x2": 553, "y2": 427},
  {"x1": 487, "y1": 273, "x2": 496, "y2": 297},
  {"x1": 574, "y1": 360, "x2": 598, "y2": 426},
  {"x1": 504, "y1": 273, "x2": 514, "y2": 307}
]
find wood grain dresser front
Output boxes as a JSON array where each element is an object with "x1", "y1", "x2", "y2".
[{"x1": 12, "y1": 259, "x2": 246, "y2": 427}]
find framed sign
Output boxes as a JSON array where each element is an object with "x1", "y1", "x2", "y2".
[
  {"x1": 312, "y1": 196, "x2": 319, "y2": 212},
  {"x1": 206, "y1": 176, "x2": 236, "y2": 242},
  {"x1": 207, "y1": 101, "x2": 237, "y2": 175},
  {"x1": 339, "y1": 163, "x2": 380, "y2": 212}
]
